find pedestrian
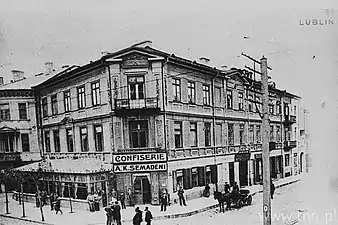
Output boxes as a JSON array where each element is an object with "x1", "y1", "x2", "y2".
[
  {"x1": 87, "y1": 192, "x2": 95, "y2": 212},
  {"x1": 55, "y1": 197, "x2": 63, "y2": 215},
  {"x1": 105, "y1": 205, "x2": 114, "y2": 225},
  {"x1": 270, "y1": 179, "x2": 275, "y2": 199},
  {"x1": 203, "y1": 183, "x2": 210, "y2": 197},
  {"x1": 145, "y1": 206, "x2": 153, "y2": 225},
  {"x1": 127, "y1": 188, "x2": 134, "y2": 207},
  {"x1": 133, "y1": 207, "x2": 143, "y2": 225},
  {"x1": 94, "y1": 192, "x2": 100, "y2": 211},
  {"x1": 120, "y1": 192, "x2": 126, "y2": 209},
  {"x1": 224, "y1": 182, "x2": 231, "y2": 194},
  {"x1": 111, "y1": 189, "x2": 117, "y2": 203},
  {"x1": 112, "y1": 201, "x2": 122, "y2": 225},
  {"x1": 160, "y1": 189, "x2": 168, "y2": 211},
  {"x1": 177, "y1": 185, "x2": 187, "y2": 206}
]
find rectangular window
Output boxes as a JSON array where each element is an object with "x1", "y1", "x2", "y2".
[
  {"x1": 188, "y1": 82, "x2": 195, "y2": 104},
  {"x1": 276, "y1": 101, "x2": 281, "y2": 115},
  {"x1": 203, "y1": 85, "x2": 210, "y2": 105},
  {"x1": 51, "y1": 94, "x2": 58, "y2": 115},
  {"x1": 294, "y1": 106, "x2": 297, "y2": 115},
  {"x1": 64, "y1": 90, "x2": 71, "y2": 112},
  {"x1": 226, "y1": 90, "x2": 233, "y2": 109},
  {"x1": 239, "y1": 124, "x2": 245, "y2": 144},
  {"x1": 174, "y1": 122, "x2": 182, "y2": 148},
  {"x1": 276, "y1": 125, "x2": 281, "y2": 142},
  {"x1": 216, "y1": 124, "x2": 222, "y2": 146},
  {"x1": 238, "y1": 92, "x2": 244, "y2": 110},
  {"x1": 249, "y1": 125, "x2": 254, "y2": 144},
  {"x1": 270, "y1": 125, "x2": 274, "y2": 141},
  {"x1": 228, "y1": 123, "x2": 234, "y2": 145},
  {"x1": 130, "y1": 121, "x2": 148, "y2": 148},
  {"x1": 128, "y1": 76, "x2": 145, "y2": 100},
  {"x1": 53, "y1": 130, "x2": 60, "y2": 152},
  {"x1": 21, "y1": 134, "x2": 30, "y2": 152},
  {"x1": 255, "y1": 96, "x2": 261, "y2": 112},
  {"x1": 66, "y1": 128, "x2": 74, "y2": 152},
  {"x1": 42, "y1": 98, "x2": 48, "y2": 117},
  {"x1": 77, "y1": 86, "x2": 86, "y2": 109},
  {"x1": 80, "y1": 127, "x2": 89, "y2": 152},
  {"x1": 248, "y1": 94, "x2": 253, "y2": 112},
  {"x1": 94, "y1": 125, "x2": 103, "y2": 151},
  {"x1": 44, "y1": 131, "x2": 51, "y2": 152},
  {"x1": 192, "y1": 168, "x2": 198, "y2": 187},
  {"x1": 256, "y1": 125, "x2": 261, "y2": 143},
  {"x1": 172, "y1": 78, "x2": 181, "y2": 102},
  {"x1": 189, "y1": 122, "x2": 197, "y2": 147},
  {"x1": 0, "y1": 104, "x2": 10, "y2": 120},
  {"x1": 285, "y1": 154, "x2": 290, "y2": 166},
  {"x1": 18, "y1": 103, "x2": 27, "y2": 120},
  {"x1": 91, "y1": 81, "x2": 100, "y2": 106},
  {"x1": 204, "y1": 123, "x2": 211, "y2": 147},
  {"x1": 269, "y1": 101, "x2": 274, "y2": 114},
  {"x1": 176, "y1": 170, "x2": 183, "y2": 188}
]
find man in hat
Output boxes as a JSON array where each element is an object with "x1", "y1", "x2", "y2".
[
  {"x1": 112, "y1": 201, "x2": 122, "y2": 225},
  {"x1": 145, "y1": 206, "x2": 153, "y2": 225}
]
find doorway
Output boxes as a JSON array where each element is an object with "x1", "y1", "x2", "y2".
[
  {"x1": 133, "y1": 175, "x2": 151, "y2": 204},
  {"x1": 229, "y1": 162, "x2": 235, "y2": 187},
  {"x1": 239, "y1": 161, "x2": 248, "y2": 187}
]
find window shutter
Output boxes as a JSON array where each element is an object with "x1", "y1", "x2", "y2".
[
  {"x1": 172, "y1": 170, "x2": 177, "y2": 192},
  {"x1": 211, "y1": 164, "x2": 218, "y2": 184},
  {"x1": 198, "y1": 167, "x2": 205, "y2": 186}
]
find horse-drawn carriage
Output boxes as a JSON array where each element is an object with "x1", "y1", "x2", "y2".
[{"x1": 214, "y1": 189, "x2": 253, "y2": 211}]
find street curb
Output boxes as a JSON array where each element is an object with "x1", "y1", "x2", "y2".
[
  {"x1": 0, "y1": 214, "x2": 53, "y2": 225},
  {"x1": 1, "y1": 178, "x2": 300, "y2": 225}
]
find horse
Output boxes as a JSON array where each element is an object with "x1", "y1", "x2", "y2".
[{"x1": 213, "y1": 191, "x2": 231, "y2": 213}]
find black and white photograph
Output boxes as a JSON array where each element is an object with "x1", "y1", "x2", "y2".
[{"x1": 0, "y1": 0, "x2": 337, "y2": 224}]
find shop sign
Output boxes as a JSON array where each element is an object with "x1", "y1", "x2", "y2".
[
  {"x1": 235, "y1": 153, "x2": 251, "y2": 162},
  {"x1": 113, "y1": 162, "x2": 167, "y2": 173},
  {"x1": 254, "y1": 154, "x2": 262, "y2": 159},
  {"x1": 113, "y1": 153, "x2": 167, "y2": 163}
]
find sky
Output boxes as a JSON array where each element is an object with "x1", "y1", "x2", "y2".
[{"x1": 0, "y1": 0, "x2": 338, "y2": 185}]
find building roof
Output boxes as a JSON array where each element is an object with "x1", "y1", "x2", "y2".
[
  {"x1": 14, "y1": 158, "x2": 113, "y2": 174},
  {"x1": 0, "y1": 74, "x2": 52, "y2": 91}
]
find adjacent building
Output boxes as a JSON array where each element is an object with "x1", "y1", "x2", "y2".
[{"x1": 26, "y1": 44, "x2": 307, "y2": 205}]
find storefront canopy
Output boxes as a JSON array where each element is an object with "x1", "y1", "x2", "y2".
[{"x1": 14, "y1": 158, "x2": 113, "y2": 174}]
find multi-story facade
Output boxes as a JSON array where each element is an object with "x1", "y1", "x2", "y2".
[
  {"x1": 32, "y1": 44, "x2": 306, "y2": 205},
  {"x1": 0, "y1": 69, "x2": 52, "y2": 171}
]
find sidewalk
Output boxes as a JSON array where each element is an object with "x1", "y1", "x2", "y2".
[{"x1": 0, "y1": 174, "x2": 303, "y2": 225}]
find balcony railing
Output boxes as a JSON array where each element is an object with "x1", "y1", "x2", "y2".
[
  {"x1": 284, "y1": 115, "x2": 296, "y2": 124},
  {"x1": 284, "y1": 140, "x2": 297, "y2": 150},
  {"x1": 0, "y1": 152, "x2": 21, "y2": 161},
  {"x1": 116, "y1": 147, "x2": 163, "y2": 153},
  {"x1": 115, "y1": 98, "x2": 159, "y2": 110}
]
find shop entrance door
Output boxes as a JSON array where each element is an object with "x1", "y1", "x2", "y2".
[
  {"x1": 239, "y1": 161, "x2": 248, "y2": 187},
  {"x1": 229, "y1": 162, "x2": 235, "y2": 187},
  {"x1": 133, "y1": 175, "x2": 151, "y2": 204}
]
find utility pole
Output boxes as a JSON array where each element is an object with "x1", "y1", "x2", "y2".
[
  {"x1": 261, "y1": 56, "x2": 271, "y2": 225},
  {"x1": 242, "y1": 53, "x2": 272, "y2": 225}
]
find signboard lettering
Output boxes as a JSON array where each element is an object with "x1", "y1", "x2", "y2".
[
  {"x1": 113, "y1": 153, "x2": 167, "y2": 163},
  {"x1": 113, "y1": 163, "x2": 167, "y2": 173}
]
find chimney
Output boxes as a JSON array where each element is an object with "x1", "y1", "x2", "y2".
[
  {"x1": 199, "y1": 57, "x2": 210, "y2": 64},
  {"x1": 11, "y1": 70, "x2": 24, "y2": 82},
  {"x1": 45, "y1": 62, "x2": 54, "y2": 75},
  {"x1": 101, "y1": 51, "x2": 110, "y2": 56},
  {"x1": 0, "y1": 77, "x2": 3, "y2": 86}
]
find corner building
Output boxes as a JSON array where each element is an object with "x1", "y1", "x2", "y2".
[{"x1": 34, "y1": 45, "x2": 305, "y2": 205}]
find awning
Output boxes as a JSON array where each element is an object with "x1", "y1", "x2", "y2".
[{"x1": 14, "y1": 158, "x2": 113, "y2": 174}]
